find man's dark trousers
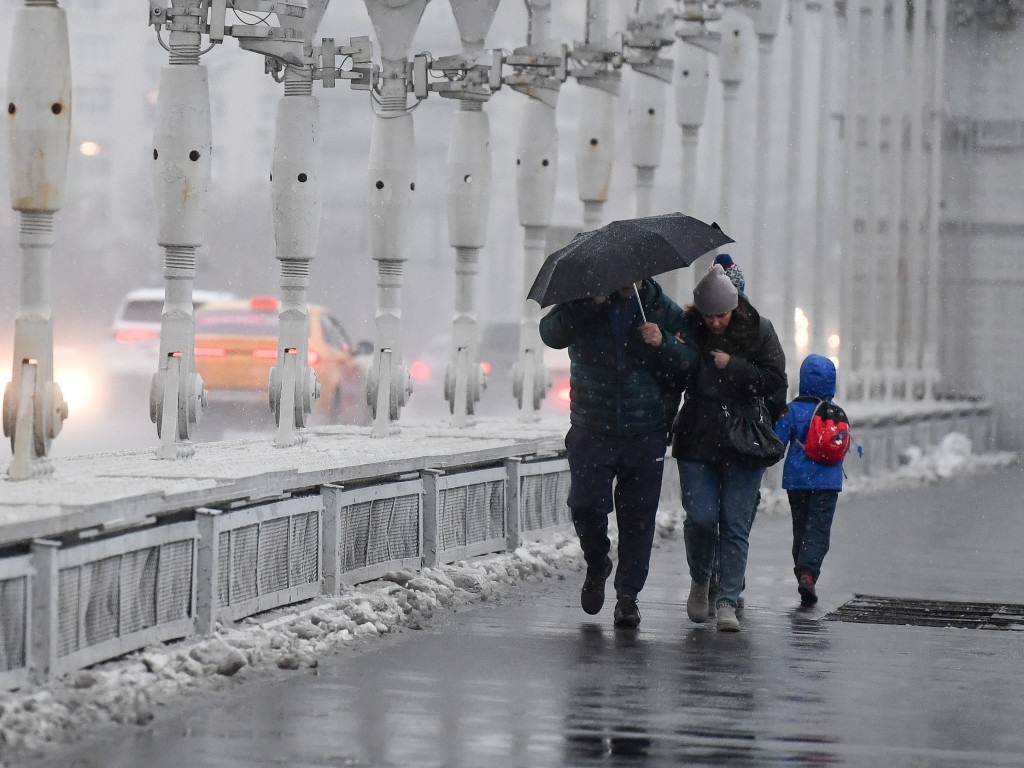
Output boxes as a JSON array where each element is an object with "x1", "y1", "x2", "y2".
[{"x1": 565, "y1": 425, "x2": 666, "y2": 600}]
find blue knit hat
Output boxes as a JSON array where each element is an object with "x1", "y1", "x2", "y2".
[{"x1": 713, "y1": 253, "x2": 745, "y2": 292}]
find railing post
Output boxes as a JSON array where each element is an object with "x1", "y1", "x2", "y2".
[
  {"x1": 421, "y1": 469, "x2": 442, "y2": 567},
  {"x1": 504, "y1": 457, "x2": 523, "y2": 551},
  {"x1": 29, "y1": 538, "x2": 59, "y2": 684},
  {"x1": 320, "y1": 484, "x2": 343, "y2": 595},
  {"x1": 195, "y1": 508, "x2": 220, "y2": 634}
]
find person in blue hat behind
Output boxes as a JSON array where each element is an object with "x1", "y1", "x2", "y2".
[{"x1": 714, "y1": 253, "x2": 745, "y2": 293}]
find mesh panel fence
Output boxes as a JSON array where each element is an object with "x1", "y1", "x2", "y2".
[
  {"x1": 119, "y1": 547, "x2": 158, "y2": 636},
  {"x1": 0, "y1": 577, "x2": 27, "y2": 672},
  {"x1": 217, "y1": 531, "x2": 230, "y2": 607},
  {"x1": 340, "y1": 500, "x2": 372, "y2": 572},
  {"x1": 57, "y1": 567, "x2": 80, "y2": 656},
  {"x1": 158, "y1": 540, "x2": 194, "y2": 624},
  {"x1": 440, "y1": 479, "x2": 505, "y2": 552},
  {"x1": 290, "y1": 511, "x2": 320, "y2": 586},
  {"x1": 439, "y1": 485, "x2": 468, "y2": 551},
  {"x1": 521, "y1": 469, "x2": 571, "y2": 532},
  {"x1": 339, "y1": 494, "x2": 419, "y2": 573},
  {"x1": 83, "y1": 555, "x2": 121, "y2": 649},
  {"x1": 257, "y1": 517, "x2": 290, "y2": 595},
  {"x1": 229, "y1": 525, "x2": 259, "y2": 604}
]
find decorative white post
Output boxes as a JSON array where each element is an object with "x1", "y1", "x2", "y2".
[
  {"x1": 716, "y1": 9, "x2": 746, "y2": 237},
  {"x1": 747, "y1": 0, "x2": 783, "y2": 308},
  {"x1": 362, "y1": 0, "x2": 429, "y2": 437},
  {"x1": 810, "y1": 0, "x2": 837, "y2": 356},
  {"x1": 149, "y1": 0, "x2": 212, "y2": 459},
  {"x1": 861, "y1": 0, "x2": 885, "y2": 398},
  {"x1": 673, "y1": 43, "x2": 710, "y2": 297},
  {"x1": 922, "y1": 0, "x2": 948, "y2": 399},
  {"x1": 574, "y1": 0, "x2": 619, "y2": 230},
  {"x1": 904, "y1": 0, "x2": 928, "y2": 397},
  {"x1": 512, "y1": 0, "x2": 562, "y2": 422},
  {"x1": 443, "y1": 0, "x2": 501, "y2": 427},
  {"x1": 884, "y1": 0, "x2": 907, "y2": 398},
  {"x1": 3, "y1": 0, "x2": 70, "y2": 480},
  {"x1": 782, "y1": 0, "x2": 808, "y2": 391}
]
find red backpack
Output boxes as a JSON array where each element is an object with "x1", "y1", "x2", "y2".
[{"x1": 795, "y1": 396, "x2": 851, "y2": 465}]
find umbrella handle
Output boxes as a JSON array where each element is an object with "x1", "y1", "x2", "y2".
[{"x1": 633, "y1": 283, "x2": 648, "y2": 323}]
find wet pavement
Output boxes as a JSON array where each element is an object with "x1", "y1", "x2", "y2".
[{"x1": 25, "y1": 465, "x2": 1024, "y2": 767}]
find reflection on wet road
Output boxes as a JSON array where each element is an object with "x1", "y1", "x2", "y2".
[{"x1": 27, "y1": 468, "x2": 1024, "y2": 767}]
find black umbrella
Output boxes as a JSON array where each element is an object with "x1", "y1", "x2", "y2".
[{"x1": 527, "y1": 213, "x2": 733, "y2": 308}]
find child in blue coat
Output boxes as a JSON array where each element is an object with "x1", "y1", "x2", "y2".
[{"x1": 774, "y1": 354, "x2": 845, "y2": 606}]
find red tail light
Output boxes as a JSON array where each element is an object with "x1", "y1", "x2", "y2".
[
  {"x1": 251, "y1": 348, "x2": 277, "y2": 360},
  {"x1": 480, "y1": 360, "x2": 492, "y2": 375},
  {"x1": 307, "y1": 350, "x2": 320, "y2": 366},
  {"x1": 556, "y1": 385, "x2": 571, "y2": 402},
  {"x1": 249, "y1": 295, "x2": 279, "y2": 311},
  {"x1": 194, "y1": 347, "x2": 226, "y2": 357},
  {"x1": 115, "y1": 328, "x2": 159, "y2": 343},
  {"x1": 409, "y1": 361, "x2": 431, "y2": 381}
]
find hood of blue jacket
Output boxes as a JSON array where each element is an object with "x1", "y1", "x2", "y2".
[{"x1": 798, "y1": 354, "x2": 836, "y2": 400}]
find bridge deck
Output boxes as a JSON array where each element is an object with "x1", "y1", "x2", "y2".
[{"x1": 0, "y1": 418, "x2": 568, "y2": 548}]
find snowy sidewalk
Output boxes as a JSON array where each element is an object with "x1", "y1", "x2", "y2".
[{"x1": 6, "y1": 443, "x2": 1022, "y2": 767}]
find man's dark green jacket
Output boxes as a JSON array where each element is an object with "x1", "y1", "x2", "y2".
[{"x1": 539, "y1": 279, "x2": 696, "y2": 438}]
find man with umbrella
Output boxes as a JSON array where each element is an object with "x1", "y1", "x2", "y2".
[{"x1": 532, "y1": 213, "x2": 731, "y2": 628}]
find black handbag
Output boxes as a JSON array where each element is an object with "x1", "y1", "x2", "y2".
[{"x1": 721, "y1": 400, "x2": 785, "y2": 467}]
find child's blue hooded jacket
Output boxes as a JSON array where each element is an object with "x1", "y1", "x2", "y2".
[{"x1": 774, "y1": 354, "x2": 845, "y2": 491}]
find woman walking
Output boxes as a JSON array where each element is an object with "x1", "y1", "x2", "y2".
[{"x1": 672, "y1": 264, "x2": 787, "y2": 632}]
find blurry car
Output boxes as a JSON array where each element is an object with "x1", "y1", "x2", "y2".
[
  {"x1": 103, "y1": 287, "x2": 238, "y2": 378},
  {"x1": 407, "y1": 333, "x2": 451, "y2": 415},
  {"x1": 405, "y1": 322, "x2": 570, "y2": 417},
  {"x1": 479, "y1": 321, "x2": 520, "y2": 393},
  {"x1": 543, "y1": 345, "x2": 571, "y2": 413},
  {"x1": 192, "y1": 296, "x2": 372, "y2": 424}
]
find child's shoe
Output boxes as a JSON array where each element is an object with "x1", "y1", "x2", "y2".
[{"x1": 797, "y1": 572, "x2": 817, "y2": 606}]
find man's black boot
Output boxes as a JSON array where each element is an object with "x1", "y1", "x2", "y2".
[
  {"x1": 580, "y1": 557, "x2": 613, "y2": 615},
  {"x1": 613, "y1": 596, "x2": 641, "y2": 628}
]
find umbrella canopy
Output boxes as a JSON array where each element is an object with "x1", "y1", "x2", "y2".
[{"x1": 527, "y1": 213, "x2": 734, "y2": 308}]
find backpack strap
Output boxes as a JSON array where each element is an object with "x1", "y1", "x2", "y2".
[{"x1": 792, "y1": 396, "x2": 824, "y2": 454}]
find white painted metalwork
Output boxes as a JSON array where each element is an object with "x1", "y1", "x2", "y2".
[
  {"x1": 512, "y1": 0, "x2": 563, "y2": 422},
  {"x1": 574, "y1": 0, "x2": 619, "y2": 230},
  {"x1": 3, "y1": 1, "x2": 71, "y2": 480},
  {"x1": 363, "y1": 0, "x2": 429, "y2": 436},
  {"x1": 922, "y1": 0, "x2": 948, "y2": 400},
  {"x1": 810, "y1": 0, "x2": 837, "y2": 356},
  {"x1": 782, "y1": 0, "x2": 809, "y2": 392},
  {"x1": 321, "y1": 479, "x2": 423, "y2": 588},
  {"x1": 746, "y1": 0, "x2": 783, "y2": 307},
  {"x1": 0, "y1": 552, "x2": 32, "y2": 690},
  {"x1": 149, "y1": 0, "x2": 212, "y2": 459},
  {"x1": 441, "y1": 0, "x2": 501, "y2": 428},
  {"x1": 49, "y1": 522, "x2": 197, "y2": 677},
  {"x1": 195, "y1": 496, "x2": 321, "y2": 632},
  {"x1": 672, "y1": 43, "x2": 710, "y2": 298},
  {"x1": 626, "y1": 0, "x2": 675, "y2": 218},
  {"x1": 422, "y1": 466, "x2": 508, "y2": 566},
  {"x1": 505, "y1": 455, "x2": 572, "y2": 547}
]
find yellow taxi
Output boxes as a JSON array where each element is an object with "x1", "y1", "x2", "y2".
[{"x1": 193, "y1": 296, "x2": 371, "y2": 424}]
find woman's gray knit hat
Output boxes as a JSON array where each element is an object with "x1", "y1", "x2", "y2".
[{"x1": 693, "y1": 263, "x2": 739, "y2": 315}]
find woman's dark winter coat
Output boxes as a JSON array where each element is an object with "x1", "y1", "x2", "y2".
[
  {"x1": 539, "y1": 279, "x2": 697, "y2": 438},
  {"x1": 670, "y1": 295, "x2": 787, "y2": 464},
  {"x1": 774, "y1": 353, "x2": 845, "y2": 491}
]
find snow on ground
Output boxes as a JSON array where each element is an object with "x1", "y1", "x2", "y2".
[{"x1": 0, "y1": 432, "x2": 1015, "y2": 764}]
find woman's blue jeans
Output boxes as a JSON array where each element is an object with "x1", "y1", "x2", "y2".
[{"x1": 678, "y1": 458, "x2": 765, "y2": 608}]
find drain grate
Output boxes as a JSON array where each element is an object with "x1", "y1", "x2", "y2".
[{"x1": 827, "y1": 594, "x2": 1024, "y2": 630}]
